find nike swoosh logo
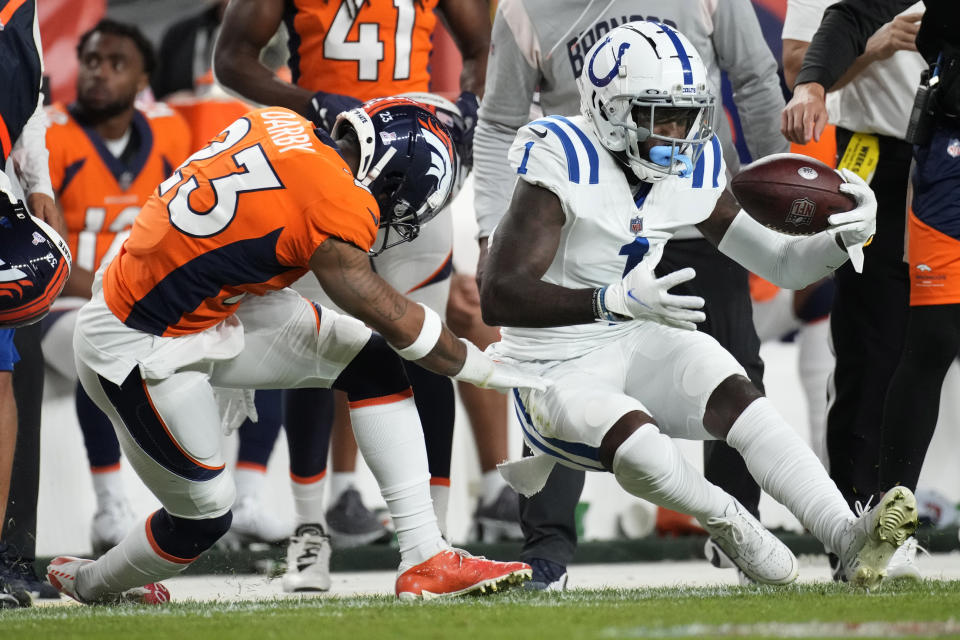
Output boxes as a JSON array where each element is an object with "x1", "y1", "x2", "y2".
[
  {"x1": 626, "y1": 290, "x2": 652, "y2": 309},
  {"x1": 530, "y1": 127, "x2": 548, "y2": 138},
  {"x1": 223, "y1": 293, "x2": 246, "y2": 305},
  {"x1": 368, "y1": 207, "x2": 380, "y2": 226}
]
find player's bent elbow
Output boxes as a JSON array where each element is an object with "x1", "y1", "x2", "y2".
[
  {"x1": 479, "y1": 277, "x2": 510, "y2": 327},
  {"x1": 212, "y1": 47, "x2": 241, "y2": 91}
]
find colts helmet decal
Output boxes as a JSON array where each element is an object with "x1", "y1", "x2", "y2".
[
  {"x1": 0, "y1": 197, "x2": 72, "y2": 328},
  {"x1": 333, "y1": 97, "x2": 458, "y2": 256}
]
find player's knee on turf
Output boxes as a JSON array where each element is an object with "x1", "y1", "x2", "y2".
[
  {"x1": 599, "y1": 410, "x2": 657, "y2": 470},
  {"x1": 333, "y1": 333, "x2": 411, "y2": 402},
  {"x1": 703, "y1": 374, "x2": 763, "y2": 439}
]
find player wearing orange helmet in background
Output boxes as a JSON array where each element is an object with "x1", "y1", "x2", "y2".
[
  {"x1": 46, "y1": 99, "x2": 541, "y2": 605},
  {"x1": 40, "y1": 19, "x2": 191, "y2": 557},
  {"x1": 214, "y1": 0, "x2": 491, "y2": 591}
]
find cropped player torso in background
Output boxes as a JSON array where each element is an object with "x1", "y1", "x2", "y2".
[
  {"x1": 102, "y1": 107, "x2": 378, "y2": 337},
  {"x1": 283, "y1": 0, "x2": 438, "y2": 101},
  {"x1": 495, "y1": 115, "x2": 725, "y2": 361},
  {"x1": 46, "y1": 102, "x2": 190, "y2": 276}
]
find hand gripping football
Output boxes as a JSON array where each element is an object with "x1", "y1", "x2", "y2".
[{"x1": 730, "y1": 153, "x2": 857, "y2": 235}]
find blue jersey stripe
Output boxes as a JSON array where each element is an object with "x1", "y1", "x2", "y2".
[
  {"x1": 657, "y1": 23, "x2": 693, "y2": 86},
  {"x1": 549, "y1": 116, "x2": 600, "y2": 185},
  {"x1": 692, "y1": 147, "x2": 706, "y2": 189},
  {"x1": 513, "y1": 389, "x2": 603, "y2": 463},
  {"x1": 711, "y1": 136, "x2": 722, "y2": 188},
  {"x1": 125, "y1": 228, "x2": 291, "y2": 336},
  {"x1": 531, "y1": 118, "x2": 580, "y2": 183}
]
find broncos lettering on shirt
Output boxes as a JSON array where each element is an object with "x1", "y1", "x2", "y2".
[
  {"x1": 46, "y1": 102, "x2": 191, "y2": 275},
  {"x1": 101, "y1": 107, "x2": 379, "y2": 337},
  {"x1": 283, "y1": 0, "x2": 438, "y2": 100}
]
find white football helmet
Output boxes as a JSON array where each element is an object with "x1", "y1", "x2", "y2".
[{"x1": 577, "y1": 21, "x2": 716, "y2": 182}]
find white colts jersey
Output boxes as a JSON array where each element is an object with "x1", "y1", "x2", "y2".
[{"x1": 494, "y1": 115, "x2": 726, "y2": 361}]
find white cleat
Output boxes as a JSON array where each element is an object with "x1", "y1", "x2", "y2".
[
  {"x1": 90, "y1": 498, "x2": 136, "y2": 557},
  {"x1": 227, "y1": 496, "x2": 291, "y2": 546},
  {"x1": 281, "y1": 524, "x2": 332, "y2": 592},
  {"x1": 700, "y1": 501, "x2": 798, "y2": 586},
  {"x1": 886, "y1": 536, "x2": 925, "y2": 581},
  {"x1": 838, "y1": 487, "x2": 919, "y2": 590},
  {"x1": 47, "y1": 556, "x2": 170, "y2": 605}
]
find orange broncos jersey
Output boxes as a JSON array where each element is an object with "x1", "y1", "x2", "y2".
[
  {"x1": 46, "y1": 103, "x2": 191, "y2": 274},
  {"x1": 102, "y1": 107, "x2": 379, "y2": 337},
  {"x1": 285, "y1": 0, "x2": 438, "y2": 100}
]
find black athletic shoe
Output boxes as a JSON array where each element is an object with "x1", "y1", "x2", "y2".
[
  {"x1": 0, "y1": 547, "x2": 61, "y2": 600},
  {"x1": 522, "y1": 557, "x2": 568, "y2": 591}
]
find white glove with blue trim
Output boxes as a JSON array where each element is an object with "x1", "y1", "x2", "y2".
[{"x1": 601, "y1": 262, "x2": 705, "y2": 331}]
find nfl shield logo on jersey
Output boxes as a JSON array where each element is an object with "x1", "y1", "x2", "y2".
[
  {"x1": 630, "y1": 216, "x2": 643, "y2": 234},
  {"x1": 786, "y1": 198, "x2": 816, "y2": 228},
  {"x1": 947, "y1": 138, "x2": 960, "y2": 158}
]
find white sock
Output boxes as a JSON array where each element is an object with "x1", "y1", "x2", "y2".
[
  {"x1": 291, "y1": 473, "x2": 327, "y2": 527},
  {"x1": 797, "y1": 320, "x2": 834, "y2": 467},
  {"x1": 78, "y1": 518, "x2": 187, "y2": 600},
  {"x1": 348, "y1": 396, "x2": 446, "y2": 569},
  {"x1": 233, "y1": 466, "x2": 266, "y2": 504},
  {"x1": 91, "y1": 469, "x2": 126, "y2": 509},
  {"x1": 612, "y1": 425, "x2": 731, "y2": 522},
  {"x1": 430, "y1": 483, "x2": 450, "y2": 539},
  {"x1": 329, "y1": 471, "x2": 357, "y2": 503},
  {"x1": 726, "y1": 397, "x2": 853, "y2": 553},
  {"x1": 481, "y1": 470, "x2": 506, "y2": 506}
]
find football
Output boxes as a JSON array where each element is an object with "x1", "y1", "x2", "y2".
[{"x1": 730, "y1": 153, "x2": 856, "y2": 235}]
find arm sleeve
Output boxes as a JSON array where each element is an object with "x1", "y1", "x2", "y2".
[
  {"x1": 712, "y1": 0, "x2": 789, "y2": 160},
  {"x1": 473, "y1": 0, "x2": 542, "y2": 239},
  {"x1": 11, "y1": 94, "x2": 54, "y2": 199},
  {"x1": 794, "y1": 0, "x2": 913, "y2": 89},
  {"x1": 717, "y1": 209, "x2": 849, "y2": 289}
]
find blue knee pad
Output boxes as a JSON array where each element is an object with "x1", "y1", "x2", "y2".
[
  {"x1": 149, "y1": 509, "x2": 233, "y2": 561},
  {"x1": 333, "y1": 333, "x2": 410, "y2": 402}
]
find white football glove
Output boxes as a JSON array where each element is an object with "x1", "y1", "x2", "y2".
[
  {"x1": 602, "y1": 263, "x2": 705, "y2": 331},
  {"x1": 828, "y1": 168, "x2": 877, "y2": 273},
  {"x1": 452, "y1": 338, "x2": 548, "y2": 393}
]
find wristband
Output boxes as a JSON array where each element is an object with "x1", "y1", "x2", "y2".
[
  {"x1": 392, "y1": 303, "x2": 443, "y2": 360},
  {"x1": 593, "y1": 287, "x2": 621, "y2": 323}
]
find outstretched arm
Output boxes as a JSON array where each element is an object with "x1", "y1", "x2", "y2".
[
  {"x1": 698, "y1": 177, "x2": 876, "y2": 288},
  {"x1": 311, "y1": 237, "x2": 544, "y2": 391}
]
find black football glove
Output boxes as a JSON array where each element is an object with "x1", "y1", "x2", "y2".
[
  {"x1": 307, "y1": 90, "x2": 363, "y2": 132},
  {"x1": 453, "y1": 91, "x2": 480, "y2": 171}
]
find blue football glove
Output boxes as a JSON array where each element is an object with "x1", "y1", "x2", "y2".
[
  {"x1": 307, "y1": 90, "x2": 363, "y2": 132},
  {"x1": 453, "y1": 91, "x2": 480, "y2": 171}
]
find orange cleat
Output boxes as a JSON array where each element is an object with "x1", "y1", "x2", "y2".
[
  {"x1": 655, "y1": 506, "x2": 707, "y2": 537},
  {"x1": 47, "y1": 556, "x2": 170, "y2": 605},
  {"x1": 395, "y1": 548, "x2": 531, "y2": 600}
]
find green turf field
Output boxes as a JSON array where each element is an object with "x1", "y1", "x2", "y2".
[{"x1": 3, "y1": 581, "x2": 960, "y2": 640}]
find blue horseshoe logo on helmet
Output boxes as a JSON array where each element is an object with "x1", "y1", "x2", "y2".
[{"x1": 587, "y1": 37, "x2": 631, "y2": 87}]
